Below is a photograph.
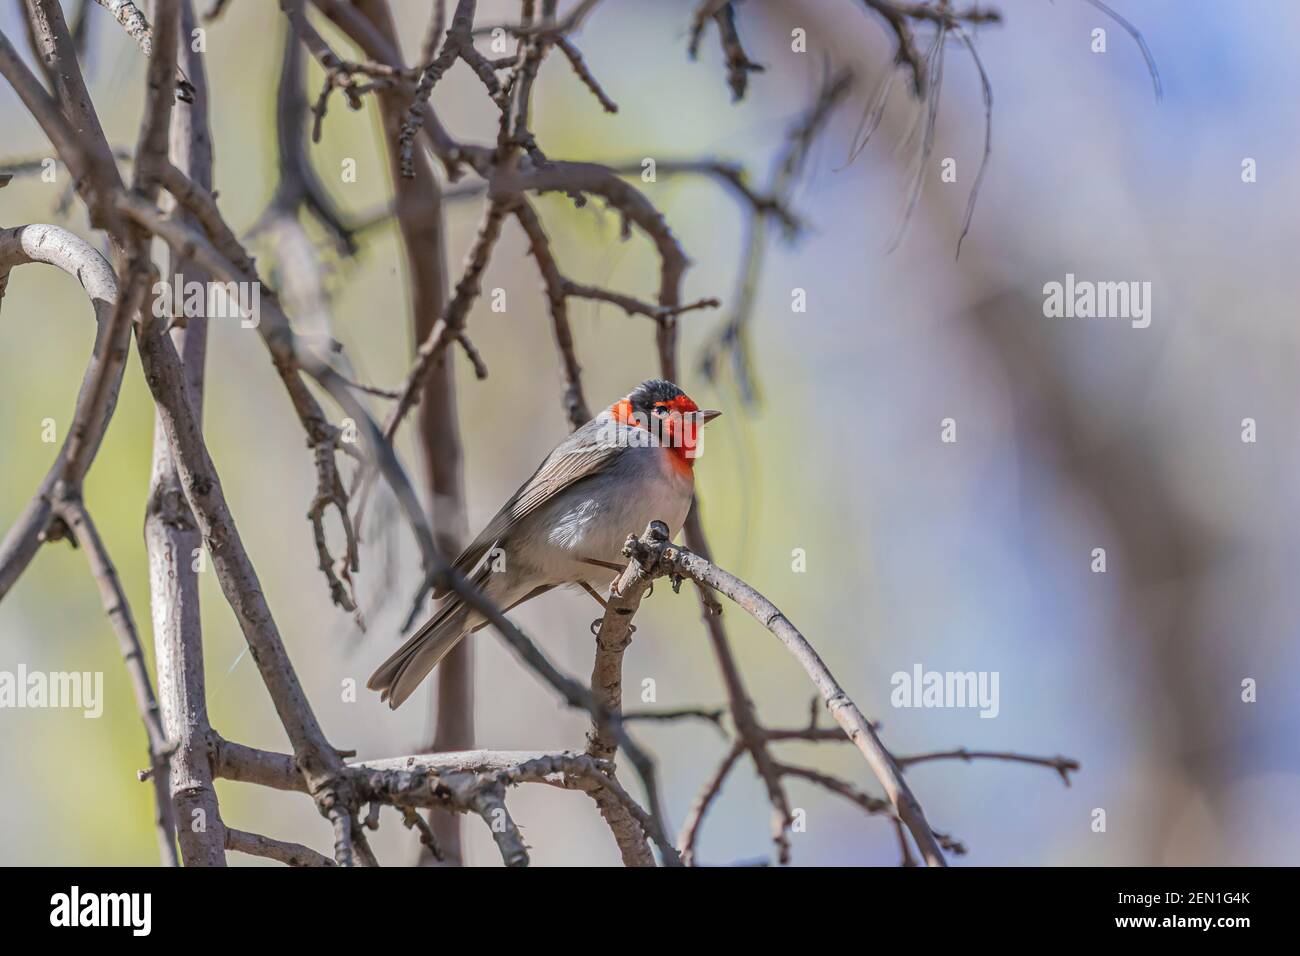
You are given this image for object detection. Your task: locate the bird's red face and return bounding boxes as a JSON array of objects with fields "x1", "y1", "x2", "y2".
[{"x1": 609, "y1": 388, "x2": 721, "y2": 472}]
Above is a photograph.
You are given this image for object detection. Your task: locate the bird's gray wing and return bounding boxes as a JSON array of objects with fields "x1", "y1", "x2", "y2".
[{"x1": 432, "y1": 420, "x2": 627, "y2": 596}]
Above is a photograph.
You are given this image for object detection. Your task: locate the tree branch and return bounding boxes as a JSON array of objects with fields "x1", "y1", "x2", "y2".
[
  {"x1": 55, "y1": 498, "x2": 179, "y2": 865},
  {"x1": 144, "y1": 0, "x2": 227, "y2": 867},
  {"x1": 617, "y1": 523, "x2": 949, "y2": 866},
  {"x1": 224, "y1": 827, "x2": 335, "y2": 867}
]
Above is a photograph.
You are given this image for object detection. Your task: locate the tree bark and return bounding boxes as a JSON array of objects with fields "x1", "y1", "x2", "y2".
[{"x1": 143, "y1": 0, "x2": 226, "y2": 866}]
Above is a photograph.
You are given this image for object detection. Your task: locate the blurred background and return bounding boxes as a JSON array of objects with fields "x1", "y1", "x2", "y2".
[{"x1": 1, "y1": 0, "x2": 1296, "y2": 866}]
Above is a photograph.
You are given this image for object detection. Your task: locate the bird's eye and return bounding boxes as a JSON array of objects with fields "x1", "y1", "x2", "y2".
[{"x1": 650, "y1": 405, "x2": 668, "y2": 417}]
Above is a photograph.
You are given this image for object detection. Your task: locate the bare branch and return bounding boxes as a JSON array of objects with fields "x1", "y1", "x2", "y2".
[
  {"x1": 625, "y1": 706, "x2": 727, "y2": 731},
  {"x1": 678, "y1": 741, "x2": 742, "y2": 864},
  {"x1": 1078, "y1": 0, "x2": 1162, "y2": 100},
  {"x1": 398, "y1": 0, "x2": 503, "y2": 178},
  {"x1": 214, "y1": 740, "x2": 665, "y2": 867},
  {"x1": 512, "y1": 198, "x2": 591, "y2": 429},
  {"x1": 896, "y1": 749, "x2": 1081, "y2": 786},
  {"x1": 147, "y1": 165, "x2": 364, "y2": 612},
  {"x1": 776, "y1": 762, "x2": 891, "y2": 816},
  {"x1": 91, "y1": 0, "x2": 152, "y2": 56},
  {"x1": 225, "y1": 827, "x2": 335, "y2": 867},
  {"x1": 618, "y1": 523, "x2": 949, "y2": 866},
  {"x1": 688, "y1": 1, "x2": 763, "y2": 101},
  {"x1": 859, "y1": 0, "x2": 1000, "y2": 95},
  {"x1": 252, "y1": 21, "x2": 360, "y2": 257},
  {"x1": 55, "y1": 498, "x2": 179, "y2": 865},
  {"x1": 952, "y1": 24, "x2": 991, "y2": 261},
  {"x1": 382, "y1": 195, "x2": 510, "y2": 441},
  {"x1": 491, "y1": 159, "x2": 692, "y2": 378},
  {"x1": 123, "y1": 238, "x2": 361, "y2": 859},
  {"x1": 553, "y1": 35, "x2": 616, "y2": 112},
  {"x1": 680, "y1": 508, "x2": 794, "y2": 864},
  {"x1": 0, "y1": 224, "x2": 121, "y2": 597},
  {"x1": 581, "y1": 520, "x2": 671, "y2": 866}
]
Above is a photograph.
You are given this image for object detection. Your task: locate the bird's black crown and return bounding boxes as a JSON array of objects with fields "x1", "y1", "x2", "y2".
[{"x1": 627, "y1": 379, "x2": 685, "y2": 416}]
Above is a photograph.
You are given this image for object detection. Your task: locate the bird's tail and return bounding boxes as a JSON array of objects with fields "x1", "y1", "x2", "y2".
[{"x1": 367, "y1": 581, "x2": 479, "y2": 709}]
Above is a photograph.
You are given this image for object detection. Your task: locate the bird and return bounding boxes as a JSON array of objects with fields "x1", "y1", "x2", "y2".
[{"x1": 368, "y1": 378, "x2": 721, "y2": 709}]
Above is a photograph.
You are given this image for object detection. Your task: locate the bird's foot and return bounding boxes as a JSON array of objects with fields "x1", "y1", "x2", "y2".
[{"x1": 590, "y1": 617, "x2": 636, "y2": 637}]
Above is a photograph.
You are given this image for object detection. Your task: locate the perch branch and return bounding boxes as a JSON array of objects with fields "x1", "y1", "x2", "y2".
[{"x1": 616, "y1": 522, "x2": 949, "y2": 866}]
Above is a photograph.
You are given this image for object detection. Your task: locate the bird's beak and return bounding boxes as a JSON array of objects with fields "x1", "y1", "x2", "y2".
[{"x1": 700, "y1": 409, "x2": 722, "y2": 424}]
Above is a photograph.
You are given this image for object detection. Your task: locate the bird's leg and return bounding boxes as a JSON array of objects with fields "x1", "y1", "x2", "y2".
[
  {"x1": 579, "y1": 555, "x2": 628, "y2": 599},
  {"x1": 468, "y1": 584, "x2": 554, "y2": 632},
  {"x1": 582, "y1": 581, "x2": 610, "y2": 635},
  {"x1": 579, "y1": 557, "x2": 624, "y2": 572},
  {"x1": 579, "y1": 581, "x2": 608, "y2": 610}
]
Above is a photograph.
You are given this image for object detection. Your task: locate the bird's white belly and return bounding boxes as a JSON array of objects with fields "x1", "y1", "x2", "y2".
[{"x1": 530, "y1": 447, "x2": 693, "y2": 586}]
